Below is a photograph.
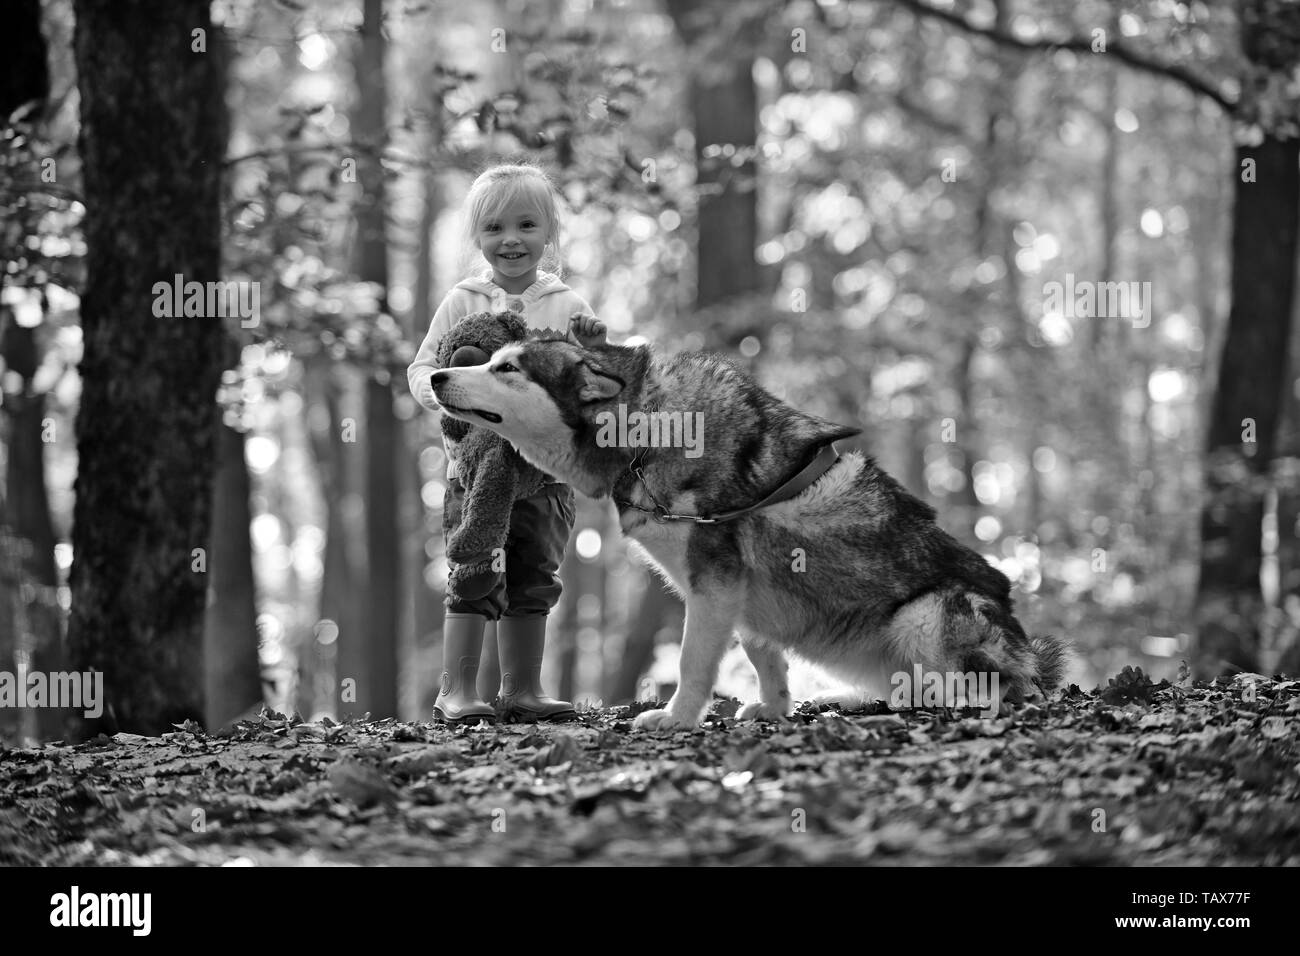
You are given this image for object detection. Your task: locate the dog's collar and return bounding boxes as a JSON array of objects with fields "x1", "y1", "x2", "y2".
[{"x1": 614, "y1": 441, "x2": 841, "y2": 524}]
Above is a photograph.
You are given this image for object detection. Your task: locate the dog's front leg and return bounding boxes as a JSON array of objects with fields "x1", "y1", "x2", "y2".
[
  {"x1": 736, "y1": 635, "x2": 792, "y2": 722},
  {"x1": 634, "y1": 588, "x2": 739, "y2": 730}
]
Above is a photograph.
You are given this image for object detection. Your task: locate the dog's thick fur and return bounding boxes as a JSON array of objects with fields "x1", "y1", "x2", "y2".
[{"x1": 431, "y1": 338, "x2": 1068, "y2": 729}]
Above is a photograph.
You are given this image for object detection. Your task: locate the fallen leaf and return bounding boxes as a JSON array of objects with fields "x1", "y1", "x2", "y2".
[
  {"x1": 385, "y1": 746, "x2": 460, "y2": 778},
  {"x1": 529, "y1": 735, "x2": 581, "y2": 769},
  {"x1": 327, "y1": 760, "x2": 397, "y2": 808},
  {"x1": 1260, "y1": 717, "x2": 1290, "y2": 740}
]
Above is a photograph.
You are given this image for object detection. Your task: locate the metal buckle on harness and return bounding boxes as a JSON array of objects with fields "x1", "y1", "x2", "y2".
[
  {"x1": 631, "y1": 464, "x2": 711, "y2": 523},
  {"x1": 658, "y1": 509, "x2": 716, "y2": 524}
]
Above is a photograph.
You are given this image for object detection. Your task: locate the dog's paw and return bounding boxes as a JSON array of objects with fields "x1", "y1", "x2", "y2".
[
  {"x1": 736, "y1": 701, "x2": 792, "y2": 722},
  {"x1": 807, "y1": 689, "x2": 874, "y2": 711},
  {"x1": 633, "y1": 708, "x2": 695, "y2": 731}
]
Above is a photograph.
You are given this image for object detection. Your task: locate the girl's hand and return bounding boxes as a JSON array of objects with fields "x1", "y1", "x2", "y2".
[{"x1": 569, "y1": 312, "x2": 607, "y2": 347}]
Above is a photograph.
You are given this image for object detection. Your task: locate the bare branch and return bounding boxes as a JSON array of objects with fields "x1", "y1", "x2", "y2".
[
  {"x1": 894, "y1": 89, "x2": 971, "y2": 139},
  {"x1": 887, "y1": 0, "x2": 1235, "y2": 114},
  {"x1": 222, "y1": 141, "x2": 434, "y2": 169}
]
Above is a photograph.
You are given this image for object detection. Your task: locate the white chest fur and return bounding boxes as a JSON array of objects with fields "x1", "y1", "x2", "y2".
[{"x1": 622, "y1": 514, "x2": 693, "y2": 597}]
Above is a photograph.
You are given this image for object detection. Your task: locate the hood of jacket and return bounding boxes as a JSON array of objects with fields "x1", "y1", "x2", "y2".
[{"x1": 452, "y1": 270, "x2": 572, "y2": 299}]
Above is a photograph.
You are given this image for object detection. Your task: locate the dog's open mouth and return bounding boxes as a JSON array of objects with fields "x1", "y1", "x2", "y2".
[{"x1": 440, "y1": 402, "x2": 502, "y2": 425}]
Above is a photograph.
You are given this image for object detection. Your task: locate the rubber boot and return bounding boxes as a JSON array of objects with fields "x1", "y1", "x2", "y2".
[
  {"x1": 497, "y1": 615, "x2": 576, "y2": 722},
  {"x1": 433, "y1": 612, "x2": 496, "y2": 724},
  {"x1": 477, "y1": 619, "x2": 500, "y2": 705}
]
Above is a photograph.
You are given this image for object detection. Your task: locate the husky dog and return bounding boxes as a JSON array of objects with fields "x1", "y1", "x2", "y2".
[{"x1": 431, "y1": 337, "x2": 1068, "y2": 730}]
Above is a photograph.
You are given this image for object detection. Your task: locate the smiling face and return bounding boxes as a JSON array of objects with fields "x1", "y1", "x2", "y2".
[{"x1": 476, "y1": 203, "x2": 550, "y2": 293}]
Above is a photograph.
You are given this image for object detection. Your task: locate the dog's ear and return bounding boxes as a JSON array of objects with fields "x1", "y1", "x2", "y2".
[
  {"x1": 788, "y1": 411, "x2": 861, "y2": 451},
  {"x1": 821, "y1": 423, "x2": 862, "y2": 444},
  {"x1": 577, "y1": 362, "x2": 624, "y2": 402}
]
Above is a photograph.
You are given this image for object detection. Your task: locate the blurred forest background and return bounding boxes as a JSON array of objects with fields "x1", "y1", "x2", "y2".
[{"x1": 3, "y1": 0, "x2": 1300, "y2": 738}]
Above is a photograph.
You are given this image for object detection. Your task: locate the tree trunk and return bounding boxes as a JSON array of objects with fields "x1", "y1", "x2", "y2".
[
  {"x1": 1194, "y1": 137, "x2": 1300, "y2": 675},
  {"x1": 68, "y1": 0, "x2": 226, "y2": 735},
  {"x1": 664, "y1": 0, "x2": 759, "y2": 342},
  {"x1": 202, "y1": 400, "x2": 263, "y2": 730},
  {"x1": 305, "y1": 353, "x2": 368, "y2": 717},
  {"x1": 949, "y1": 0, "x2": 1017, "y2": 540},
  {"x1": 691, "y1": 54, "x2": 759, "y2": 323},
  {"x1": 355, "y1": 0, "x2": 399, "y2": 718},
  {"x1": 201, "y1": 25, "x2": 261, "y2": 731},
  {"x1": 0, "y1": 362, "x2": 63, "y2": 741},
  {"x1": 0, "y1": 0, "x2": 62, "y2": 742},
  {"x1": 951, "y1": 334, "x2": 981, "y2": 534},
  {"x1": 1092, "y1": 9, "x2": 1121, "y2": 356},
  {"x1": 555, "y1": 523, "x2": 581, "y2": 703},
  {"x1": 1086, "y1": 40, "x2": 1125, "y2": 523},
  {"x1": 408, "y1": 141, "x2": 442, "y2": 695},
  {"x1": 610, "y1": 579, "x2": 682, "y2": 704},
  {"x1": 1272, "y1": 203, "x2": 1300, "y2": 675},
  {"x1": 1002, "y1": 222, "x2": 1044, "y2": 535}
]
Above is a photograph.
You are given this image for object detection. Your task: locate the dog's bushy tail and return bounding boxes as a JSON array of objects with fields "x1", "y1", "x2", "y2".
[{"x1": 1031, "y1": 635, "x2": 1069, "y2": 691}]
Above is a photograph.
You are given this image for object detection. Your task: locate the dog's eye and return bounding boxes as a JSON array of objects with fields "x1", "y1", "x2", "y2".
[{"x1": 495, "y1": 362, "x2": 519, "y2": 374}]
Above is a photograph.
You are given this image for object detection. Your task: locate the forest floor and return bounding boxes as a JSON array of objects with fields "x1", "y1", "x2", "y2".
[{"x1": 1, "y1": 670, "x2": 1297, "y2": 866}]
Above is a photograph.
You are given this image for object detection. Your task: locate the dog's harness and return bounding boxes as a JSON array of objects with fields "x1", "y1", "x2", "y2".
[{"x1": 613, "y1": 441, "x2": 841, "y2": 524}]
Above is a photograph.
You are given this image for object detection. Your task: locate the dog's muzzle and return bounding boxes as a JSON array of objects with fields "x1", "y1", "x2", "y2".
[
  {"x1": 440, "y1": 404, "x2": 502, "y2": 424},
  {"x1": 430, "y1": 369, "x2": 503, "y2": 424}
]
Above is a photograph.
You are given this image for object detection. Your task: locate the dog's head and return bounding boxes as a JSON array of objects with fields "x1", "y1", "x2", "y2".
[{"x1": 431, "y1": 336, "x2": 649, "y2": 496}]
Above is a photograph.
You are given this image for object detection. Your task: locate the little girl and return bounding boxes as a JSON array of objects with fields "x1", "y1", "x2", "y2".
[{"x1": 408, "y1": 162, "x2": 606, "y2": 724}]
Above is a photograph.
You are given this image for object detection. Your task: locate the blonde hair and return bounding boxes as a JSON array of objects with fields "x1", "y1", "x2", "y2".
[{"x1": 458, "y1": 162, "x2": 566, "y2": 279}]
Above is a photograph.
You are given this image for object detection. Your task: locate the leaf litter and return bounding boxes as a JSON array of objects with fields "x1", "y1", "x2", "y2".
[{"x1": 1, "y1": 675, "x2": 1297, "y2": 866}]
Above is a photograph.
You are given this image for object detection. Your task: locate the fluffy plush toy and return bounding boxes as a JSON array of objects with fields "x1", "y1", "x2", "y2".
[{"x1": 434, "y1": 311, "x2": 547, "y2": 603}]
